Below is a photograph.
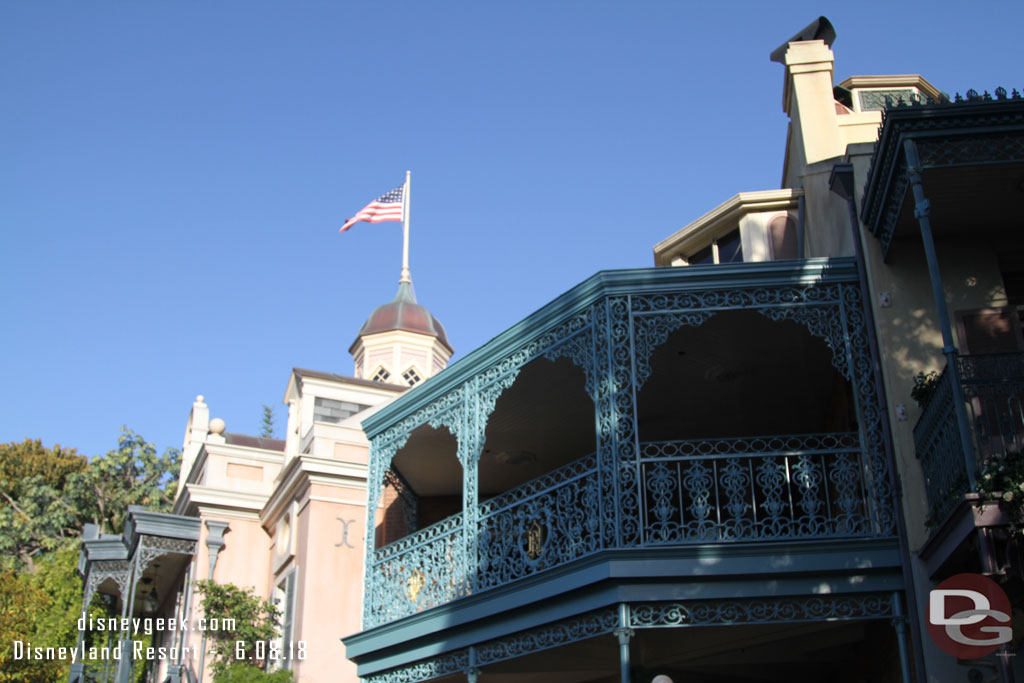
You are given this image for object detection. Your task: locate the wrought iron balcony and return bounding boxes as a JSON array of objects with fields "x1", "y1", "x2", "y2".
[
  {"x1": 914, "y1": 352, "x2": 1024, "y2": 524},
  {"x1": 365, "y1": 431, "x2": 878, "y2": 627},
  {"x1": 357, "y1": 259, "x2": 898, "y2": 632}
]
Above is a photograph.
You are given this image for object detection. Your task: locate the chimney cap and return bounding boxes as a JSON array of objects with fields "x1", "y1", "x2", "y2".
[{"x1": 770, "y1": 16, "x2": 836, "y2": 63}]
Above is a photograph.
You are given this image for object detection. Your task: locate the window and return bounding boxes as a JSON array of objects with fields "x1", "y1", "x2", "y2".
[
  {"x1": 689, "y1": 245, "x2": 714, "y2": 265},
  {"x1": 687, "y1": 229, "x2": 743, "y2": 265},
  {"x1": 956, "y1": 307, "x2": 1024, "y2": 354},
  {"x1": 274, "y1": 571, "x2": 297, "y2": 670},
  {"x1": 401, "y1": 366, "x2": 422, "y2": 386},
  {"x1": 371, "y1": 366, "x2": 391, "y2": 383}
]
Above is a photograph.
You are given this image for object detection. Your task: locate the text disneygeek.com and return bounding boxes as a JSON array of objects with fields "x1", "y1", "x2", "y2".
[{"x1": 76, "y1": 614, "x2": 235, "y2": 634}]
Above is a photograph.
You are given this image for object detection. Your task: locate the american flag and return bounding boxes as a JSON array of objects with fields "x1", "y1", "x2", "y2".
[{"x1": 340, "y1": 184, "x2": 405, "y2": 232}]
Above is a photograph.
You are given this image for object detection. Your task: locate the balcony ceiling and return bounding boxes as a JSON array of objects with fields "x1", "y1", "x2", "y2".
[
  {"x1": 393, "y1": 357, "x2": 594, "y2": 497},
  {"x1": 638, "y1": 310, "x2": 843, "y2": 441},
  {"x1": 892, "y1": 161, "x2": 1024, "y2": 241},
  {"x1": 417, "y1": 620, "x2": 875, "y2": 683},
  {"x1": 391, "y1": 311, "x2": 845, "y2": 499}
]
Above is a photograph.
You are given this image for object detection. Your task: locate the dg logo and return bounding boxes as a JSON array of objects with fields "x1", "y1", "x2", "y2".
[{"x1": 927, "y1": 573, "x2": 1013, "y2": 659}]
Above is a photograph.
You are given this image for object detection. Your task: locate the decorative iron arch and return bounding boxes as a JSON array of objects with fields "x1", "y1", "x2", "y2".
[{"x1": 627, "y1": 282, "x2": 893, "y2": 537}]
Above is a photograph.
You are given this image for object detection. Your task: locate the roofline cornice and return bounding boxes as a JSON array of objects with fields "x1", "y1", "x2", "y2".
[{"x1": 263, "y1": 454, "x2": 370, "y2": 525}]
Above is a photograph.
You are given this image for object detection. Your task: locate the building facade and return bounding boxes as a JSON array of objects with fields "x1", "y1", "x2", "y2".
[
  {"x1": 70, "y1": 16, "x2": 1024, "y2": 683},
  {"x1": 345, "y1": 17, "x2": 1022, "y2": 683},
  {"x1": 71, "y1": 281, "x2": 452, "y2": 683}
]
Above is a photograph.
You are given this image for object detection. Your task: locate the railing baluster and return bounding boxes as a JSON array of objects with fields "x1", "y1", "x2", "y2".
[
  {"x1": 372, "y1": 431, "x2": 878, "y2": 627},
  {"x1": 914, "y1": 352, "x2": 1024, "y2": 527}
]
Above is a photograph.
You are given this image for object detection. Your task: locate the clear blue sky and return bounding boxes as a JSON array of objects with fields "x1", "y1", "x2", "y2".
[{"x1": 2, "y1": 2, "x2": 1021, "y2": 458}]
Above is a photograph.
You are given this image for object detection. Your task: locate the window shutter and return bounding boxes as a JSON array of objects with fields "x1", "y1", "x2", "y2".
[{"x1": 769, "y1": 215, "x2": 798, "y2": 260}]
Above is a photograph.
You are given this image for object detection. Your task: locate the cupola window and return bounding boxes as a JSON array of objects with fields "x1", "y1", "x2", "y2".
[
  {"x1": 372, "y1": 366, "x2": 392, "y2": 383},
  {"x1": 402, "y1": 366, "x2": 422, "y2": 386}
]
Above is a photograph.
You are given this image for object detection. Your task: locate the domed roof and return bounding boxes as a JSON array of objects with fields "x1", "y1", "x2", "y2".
[{"x1": 351, "y1": 281, "x2": 452, "y2": 353}]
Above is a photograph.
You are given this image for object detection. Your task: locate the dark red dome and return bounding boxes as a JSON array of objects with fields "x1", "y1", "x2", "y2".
[{"x1": 351, "y1": 281, "x2": 452, "y2": 353}]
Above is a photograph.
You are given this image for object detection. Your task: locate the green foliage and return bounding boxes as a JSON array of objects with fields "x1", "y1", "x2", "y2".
[
  {"x1": 977, "y1": 451, "x2": 1024, "y2": 536},
  {"x1": 0, "y1": 439, "x2": 85, "y2": 494},
  {"x1": 0, "y1": 440, "x2": 86, "y2": 570},
  {"x1": 214, "y1": 662, "x2": 293, "y2": 683},
  {"x1": 910, "y1": 370, "x2": 939, "y2": 407},
  {"x1": 924, "y1": 452, "x2": 1024, "y2": 533},
  {"x1": 0, "y1": 544, "x2": 87, "y2": 682},
  {"x1": 0, "y1": 429, "x2": 180, "y2": 570},
  {"x1": 22, "y1": 546, "x2": 85, "y2": 657},
  {"x1": 72, "y1": 427, "x2": 181, "y2": 535},
  {"x1": 194, "y1": 581, "x2": 281, "y2": 675},
  {"x1": 0, "y1": 429, "x2": 181, "y2": 681},
  {"x1": 260, "y1": 406, "x2": 275, "y2": 439},
  {"x1": 0, "y1": 567, "x2": 62, "y2": 682}
]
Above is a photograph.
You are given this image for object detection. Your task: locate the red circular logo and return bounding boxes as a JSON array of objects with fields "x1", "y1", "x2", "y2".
[{"x1": 927, "y1": 573, "x2": 1012, "y2": 659}]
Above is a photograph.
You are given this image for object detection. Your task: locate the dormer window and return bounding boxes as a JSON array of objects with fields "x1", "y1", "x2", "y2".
[
  {"x1": 402, "y1": 366, "x2": 422, "y2": 387},
  {"x1": 372, "y1": 366, "x2": 391, "y2": 383},
  {"x1": 687, "y1": 229, "x2": 743, "y2": 265}
]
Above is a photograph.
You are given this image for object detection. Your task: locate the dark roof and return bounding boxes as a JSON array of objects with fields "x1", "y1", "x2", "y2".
[
  {"x1": 349, "y1": 281, "x2": 452, "y2": 354},
  {"x1": 293, "y1": 367, "x2": 408, "y2": 392},
  {"x1": 223, "y1": 433, "x2": 286, "y2": 451}
]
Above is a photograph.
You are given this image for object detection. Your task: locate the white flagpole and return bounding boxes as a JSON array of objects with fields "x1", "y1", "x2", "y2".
[{"x1": 400, "y1": 170, "x2": 412, "y2": 283}]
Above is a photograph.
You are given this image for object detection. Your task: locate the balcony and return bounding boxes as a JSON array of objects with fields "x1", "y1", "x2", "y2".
[
  {"x1": 347, "y1": 259, "x2": 905, "y2": 682},
  {"x1": 366, "y1": 430, "x2": 879, "y2": 625},
  {"x1": 914, "y1": 352, "x2": 1024, "y2": 529}
]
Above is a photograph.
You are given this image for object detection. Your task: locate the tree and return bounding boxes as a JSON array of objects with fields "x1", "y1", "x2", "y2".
[
  {"x1": 0, "y1": 440, "x2": 86, "y2": 570},
  {"x1": 70, "y1": 427, "x2": 181, "y2": 535},
  {"x1": 213, "y1": 663, "x2": 293, "y2": 683},
  {"x1": 0, "y1": 429, "x2": 180, "y2": 570},
  {"x1": 0, "y1": 565, "x2": 62, "y2": 682},
  {"x1": 0, "y1": 430, "x2": 182, "y2": 680},
  {"x1": 0, "y1": 545, "x2": 85, "y2": 683},
  {"x1": 193, "y1": 581, "x2": 290, "y2": 681},
  {"x1": 260, "y1": 406, "x2": 275, "y2": 439}
]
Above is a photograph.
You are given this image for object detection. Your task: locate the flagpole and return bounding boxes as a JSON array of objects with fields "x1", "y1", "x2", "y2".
[{"x1": 400, "y1": 170, "x2": 412, "y2": 283}]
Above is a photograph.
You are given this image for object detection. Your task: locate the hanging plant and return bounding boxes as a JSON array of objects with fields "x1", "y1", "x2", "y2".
[
  {"x1": 911, "y1": 370, "x2": 940, "y2": 407},
  {"x1": 976, "y1": 451, "x2": 1024, "y2": 536}
]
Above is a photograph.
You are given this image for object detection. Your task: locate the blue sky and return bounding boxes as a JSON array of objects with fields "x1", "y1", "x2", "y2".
[{"x1": 2, "y1": 2, "x2": 1022, "y2": 458}]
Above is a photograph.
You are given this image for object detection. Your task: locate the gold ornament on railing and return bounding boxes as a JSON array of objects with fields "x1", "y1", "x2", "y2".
[
  {"x1": 406, "y1": 569, "x2": 425, "y2": 602},
  {"x1": 526, "y1": 520, "x2": 545, "y2": 560}
]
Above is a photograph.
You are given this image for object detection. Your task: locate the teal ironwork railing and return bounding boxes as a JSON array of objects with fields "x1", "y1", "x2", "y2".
[
  {"x1": 638, "y1": 433, "x2": 868, "y2": 543},
  {"x1": 914, "y1": 363, "x2": 966, "y2": 523},
  {"x1": 367, "y1": 512, "x2": 467, "y2": 626},
  {"x1": 359, "y1": 262, "x2": 897, "y2": 630},
  {"x1": 365, "y1": 431, "x2": 877, "y2": 627},
  {"x1": 914, "y1": 352, "x2": 1024, "y2": 524}
]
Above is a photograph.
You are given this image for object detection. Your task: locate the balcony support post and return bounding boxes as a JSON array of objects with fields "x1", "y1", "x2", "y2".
[
  {"x1": 832, "y1": 162, "x2": 930, "y2": 682},
  {"x1": 615, "y1": 603, "x2": 634, "y2": 683},
  {"x1": 461, "y1": 378, "x2": 485, "y2": 596},
  {"x1": 115, "y1": 549, "x2": 140, "y2": 683},
  {"x1": 890, "y1": 592, "x2": 913, "y2": 683},
  {"x1": 903, "y1": 138, "x2": 978, "y2": 487}
]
